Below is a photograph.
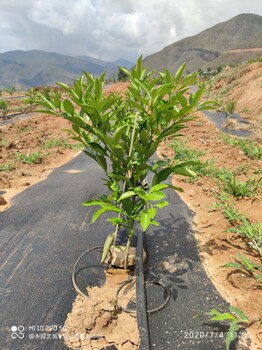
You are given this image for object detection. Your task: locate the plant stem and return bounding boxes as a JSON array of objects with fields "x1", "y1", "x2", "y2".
[{"x1": 124, "y1": 223, "x2": 134, "y2": 269}]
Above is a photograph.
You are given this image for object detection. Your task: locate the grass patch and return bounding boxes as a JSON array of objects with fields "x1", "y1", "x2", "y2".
[
  {"x1": 220, "y1": 134, "x2": 262, "y2": 160},
  {"x1": 170, "y1": 140, "x2": 261, "y2": 198},
  {"x1": 0, "y1": 139, "x2": 8, "y2": 147},
  {"x1": 41, "y1": 138, "x2": 82, "y2": 150},
  {"x1": 16, "y1": 125, "x2": 33, "y2": 133},
  {"x1": 15, "y1": 151, "x2": 45, "y2": 164},
  {"x1": 216, "y1": 171, "x2": 260, "y2": 198},
  {"x1": 170, "y1": 140, "x2": 211, "y2": 181},
  {"x1": 0, "y1": 162, "x2": 16, "y2": 171}
]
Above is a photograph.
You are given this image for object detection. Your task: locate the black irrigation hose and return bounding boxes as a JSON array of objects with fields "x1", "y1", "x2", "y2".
[
  {"x1": 116, "y1": 279, "x2": 171, "y2": 315},
  {"x1": 72, "y1": 241, "x2": 170, "y2": 350},
  {"x1": 136, "y1": 230, "x2": 151, "y2": 350},
  {"x1": 72, "y1": 246, "x2": 107, "y2": 299}
]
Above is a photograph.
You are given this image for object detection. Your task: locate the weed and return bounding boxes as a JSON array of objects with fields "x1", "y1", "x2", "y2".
[
  {"x1": 15, "y1": 151, "x2": 44, "y2": 164},
  {"x1": 0, "y1": 139, "x2": 8, "y2": 147},
  {"x1": 214, "y1": 194, "x2": 242, "y2": 224},
  {"x1": 0, "y1": 99, "x2": 10, "y2": 118},
  {"x1": 211, "y1": 167, "x2": 260, "y2": 198},
  {"x1": 224, "y1": 100, "x2": 236, "y2": 116},
  {"x1": 227, "y1": 217, "x2": 262, "y2": 255},
  {"x1": 242, "y1": 107, "x2": 250, "y2": 114},
  {"x1": 0, "y1": 163, "x2": 16, "y2": 171},
  {"x1": 220, "y1": 134, "x2": 262, "y2": 160},
  {"x1": 16, "y1": 125, "x2": 32, "y2": 133},
  {"x1": 205, "y1": 306, "x2": 249, "y2": 350},
  {"x1": 254, "y1": 168, "x2": 262, "y2": 175},
  {"x1": 170, "y1": 140, "x2": 209, "y2": 181},
  {"x1": 41, "y1": 138, "x2": 82, "y2": 150},
  {"x1": 248, "y1": 57, "x2": 262, "y2": 64},
  {"x1": 221, "y1": 175, "x2": 260, "y2": 198},
  {"x1": 222, "y1": 253, "x2": 262, "y2": 288}
]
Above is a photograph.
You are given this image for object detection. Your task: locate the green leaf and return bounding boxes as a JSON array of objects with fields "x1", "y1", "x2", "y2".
[
  {"x1": 101, "y1": 232, "x2": 115, "y2": 263},
  {"x1": 63, "y1": 99, "x2": 74, "y2": 116},
  {"x1": 121, "y1": 67, "x2": 131, "y2": 79},
  {"x1": 226, "y1": 322, "x2": 239, "y2": 350},
  {"x1": 113, "y1": 125, "x2": 126, "y2": 144},
  {"x1": 96, "y1": 155, "x2": 107, "y2": 172},
  {"x1": 82, "y1": 199, "x2": 108, "y2": 207},
  {"x1": 91, "y1": 205, "x2": 121, "y2": 223},
  {"x1": 35, "y1": 109, "x2": 57, "y2": 115},
  {"x1": 148, "y1": 207, "x2": 157, "y2": 219},
  {"x1": 152, "y1": 168, "x2": 174, "y2": 186},
  {"x1": 95, "y1": 79, "x2": 103, "y2": 98},
  {"x1": 229, "y1": 306, "x2": 249, "y2": 322},
  {"x1": 145, "y1": 141, "x2": 159, "y2": 158},
  {"x1": 147, "y1": 190, "x2": 166, "y2": 201},
  {"x1": 118, "y1": 191, "x2": 136, "y2": 201},
  {"x1": 140, "y1": 128, "x2": 149, "y2": 144},
  {"x1": 56, "y1": 82, "x2": 72, "y2": 93},
  {"x1": 92, "y1": 208, "x2": 107, "y2": 223},
  {"x1": 88, "y1": 142, "x2": 106, "y2": 155},
  {"x1": 150, "y1": 184, "x2": 169, "y2": 192},
  {"x1": 172, "y1": 166, "x2": 197, "y2": 177},
  {"x1": 189, "y1": 86, "x2": 204, "y2": 106},
  {"x1": 175, "y1": 63, "x2": 186, "y2": 81},
  {"x1": 106, "y1": 217, "x2": 125, "y2": 225},
  {"x1": 222, "y1": 263, "x2": 242, "y2": 269},
  {"x1": 209, "y1": 313, "x2": 237, "y2": 322},
  {"x1": 154, "y1": 201, "x2": 169, "y2": 208},
  {"x1": 177, "y1": 93, "x2": 187, "y2": 107},
  {"x1": 140, "y1": 211, "x2": 151, "y2": 231}
]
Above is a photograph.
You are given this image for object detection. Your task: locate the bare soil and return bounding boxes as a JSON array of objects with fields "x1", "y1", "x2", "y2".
[
  {"x1": 0, "y1": 72, "x2": 261, "y2": 349},
  {"x1": 62, "y1": 269, "x2": 138, "y2": 350},
  {"x1": 210, "y1": 61, "x2": 262, "y2": 131},
  {"x1": 0, "y1": 114, "x2": 82, "y2": 210}
]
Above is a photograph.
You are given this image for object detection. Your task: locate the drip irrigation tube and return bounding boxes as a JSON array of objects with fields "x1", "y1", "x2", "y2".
[
  {"x1": 72, "y1": 239, "x2": 170, "y2": 350},
  {"x1": 72, "y1": 246, "x2": 109, "y2": 299},
  {"x1": 136, "y1": 230, "x2": 151, "y2": 350}
]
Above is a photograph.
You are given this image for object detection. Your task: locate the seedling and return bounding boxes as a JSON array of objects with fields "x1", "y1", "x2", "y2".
[
  {"x1": 36, "y1": 57, "x2": 215, "y2": 267},
  {"x1": 205, "y1": 306, "x2": 249, "y2": 350},
  {"x1": 222, "y1": 253, "x2": 262, "y2": 288},
  {"x1": 226, "y1": 217, "x2": 262, "y2": 255}
]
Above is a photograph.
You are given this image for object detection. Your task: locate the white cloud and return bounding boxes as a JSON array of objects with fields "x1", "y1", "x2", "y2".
[{"x1": 0, "y1": 0, "x2": 261, "y2": 61}]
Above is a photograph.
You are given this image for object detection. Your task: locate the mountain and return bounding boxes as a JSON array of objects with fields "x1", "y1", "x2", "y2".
[
  {"x1": 0, "y1": 50, "x2": 134, "y2": 89},
  {"x1": 112, "y1": 59, "x2": 134, "y2": 69},
  {"x1": 143, "y1": 14, "x2": 262, "y2": 73}
]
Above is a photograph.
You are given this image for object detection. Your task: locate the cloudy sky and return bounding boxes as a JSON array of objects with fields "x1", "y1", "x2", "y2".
[{"x1": 0, "y1": 0, "x2": 261, "y2": 62}]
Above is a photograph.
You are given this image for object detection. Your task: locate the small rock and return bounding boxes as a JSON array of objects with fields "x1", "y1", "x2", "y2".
[
  {"x1": 0, "y1": 195, "x2": 7, "y2": 205},
  {"x1": 188, "y1": 190, "x2": 195, "y2": 197},
  {"x1": 22, "y1": 182, "x2": 30, "y2": 186}
]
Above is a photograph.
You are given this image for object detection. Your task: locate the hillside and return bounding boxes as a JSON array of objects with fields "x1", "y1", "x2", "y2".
[
  {"x1": 0, "y1": 50, "x2": 133, "y2": 89},
  {"x1": 208, "y1": 60, "x2": 262, "y2": 129},
  {"x1": 143, "y1": 13, "x2": 262, "y2": 73}
]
